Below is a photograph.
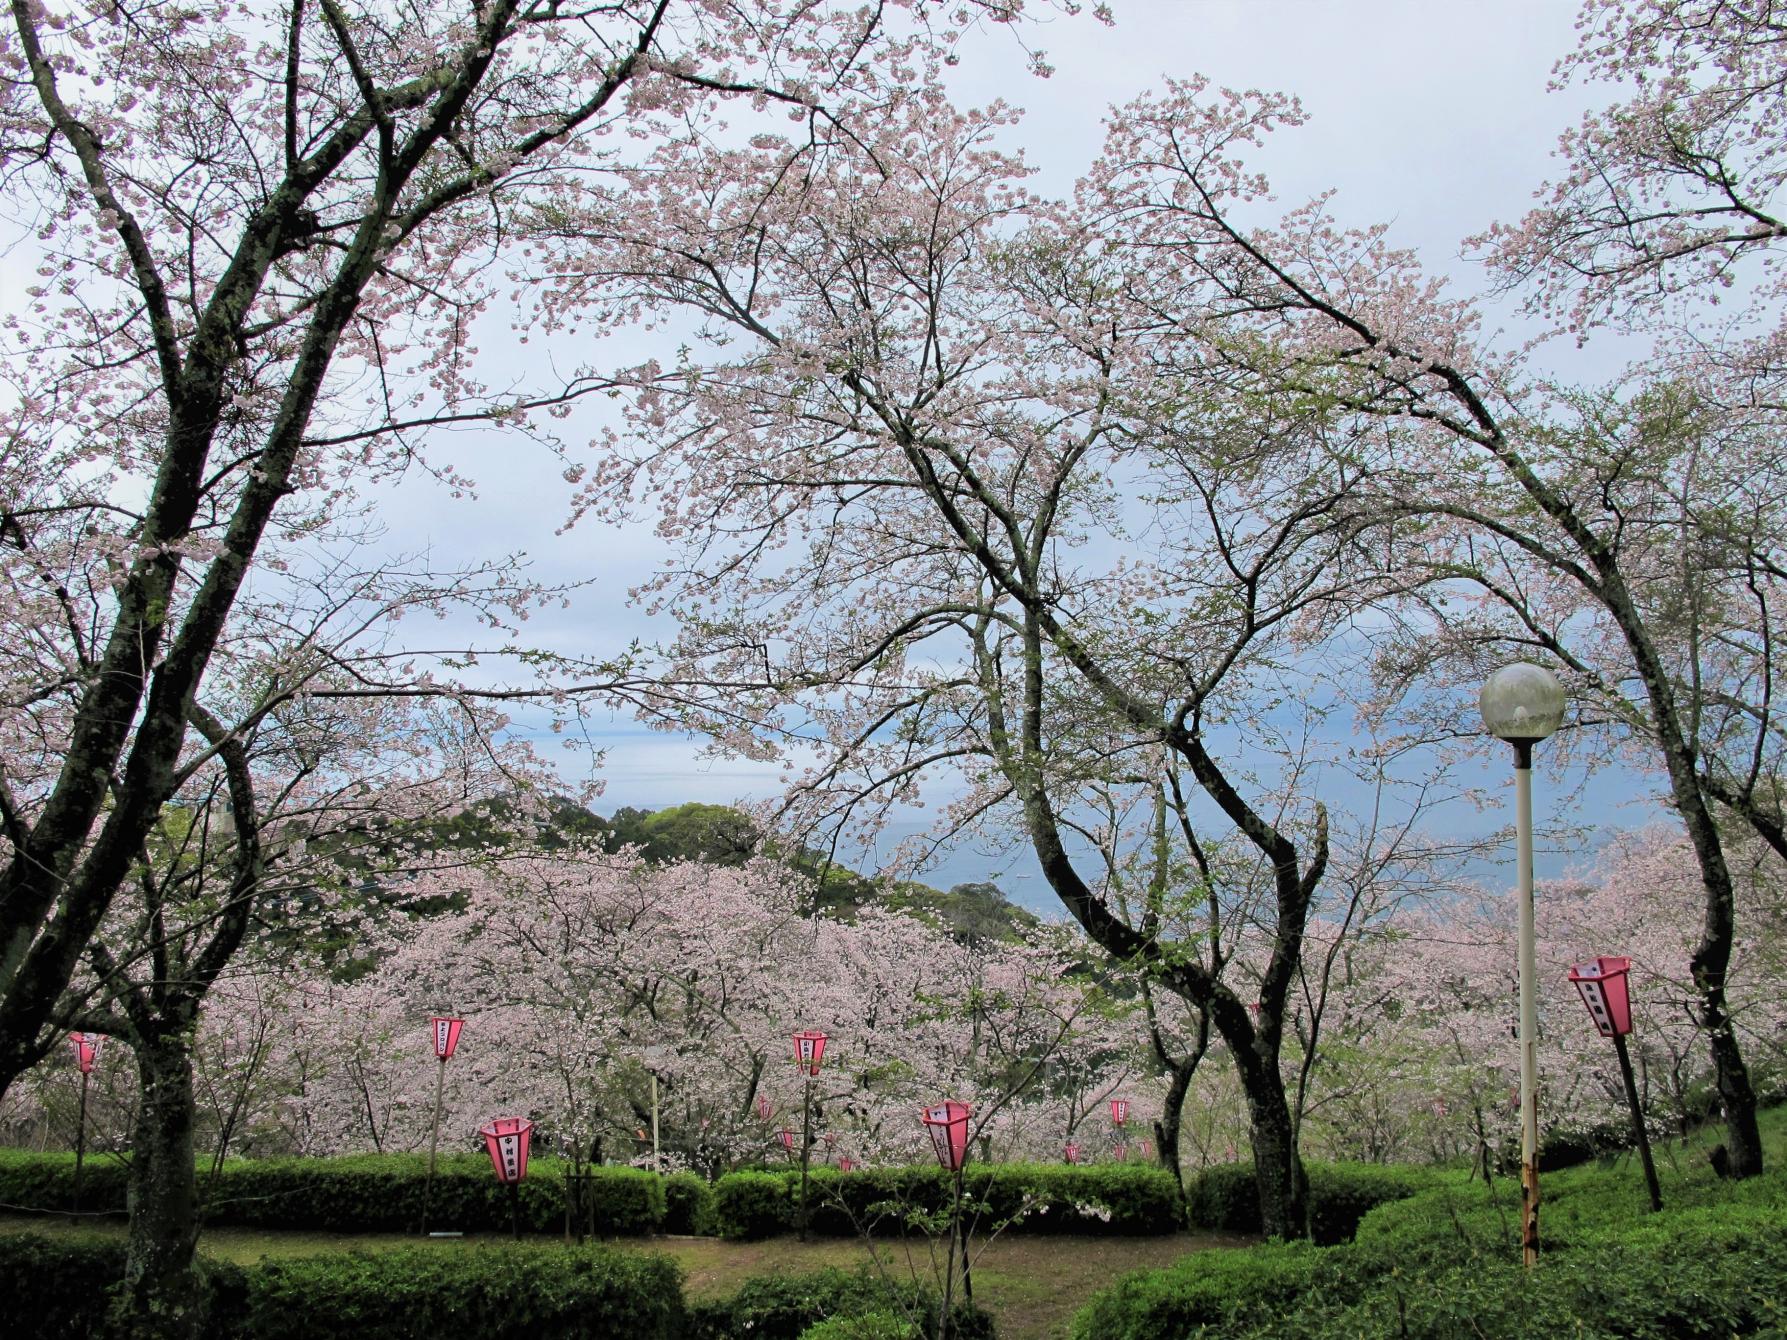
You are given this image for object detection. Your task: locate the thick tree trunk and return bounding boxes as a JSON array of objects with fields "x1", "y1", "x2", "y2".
[
  {"x1": 113, "y1": 1034, "x2": 205, "y2": 1340},
  {"x1": 1237, "y1": 1053, "x2": 1308, "y2": 1240},
  {"x1": 1152, "y1": 1059, "x2": 1196, "y2": 1195}
]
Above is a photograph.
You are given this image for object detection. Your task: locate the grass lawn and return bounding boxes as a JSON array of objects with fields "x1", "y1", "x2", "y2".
[{"x1": 0, "y1": 1211, "x2": 1246, "y2": 1340}]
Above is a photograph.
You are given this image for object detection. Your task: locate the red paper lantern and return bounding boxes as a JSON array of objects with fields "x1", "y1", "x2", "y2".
[
  {"x1": 1567, "y1": 956, "x2": 1634, "y2": 1037},
  {"x1": 1138, "y1": 1138, "x2": 1152, "y2": 1157},
  {"x1": 479, "y1": 1116, "x2": 534, "y2": 1184},
  {"x1": 838, "y1": 1156, "x2": 855, "y2": 1173},
  {"x1": 1063, "y1": 1141, "x2": 1081, "y2": 1165},
  {"x1": 431, "y1": 1015, "x2": 464, "y2": 1060},
  {"x1": 69, "y1": 1032, "x2": 98, "y2": 1075},
  {"x1": 792, "y1": 1029, "x2": 828, "y2": 1077},
  {"x1": 780, "y1": 1127, "x2": 795, "y2": 1151},
  {"x1": 1109, "y1": 1098, "x2": 1129, "y2": 1126},
  {"x1": 757, "y1": 1094, "x2": 773, "y2": 1121},
  {"x1": 1115, "y1": 1142, "x2": 1128, "y2": 1161},
  {"x1": 921, "y1": 1100, "x2": 971, "y2": 1172}
]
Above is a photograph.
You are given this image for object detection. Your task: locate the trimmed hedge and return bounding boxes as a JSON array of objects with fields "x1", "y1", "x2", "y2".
[
  {"x1": 1068, "y1": 1241, "x2": 1322, "y2": 1340},
  {"x1": 0, "y1": 1149, "x2": 665, "y2": 1237},
  {"x1": 1185, "y1": 1159, "x2": 1435, "y2": 1243},
  {"x1": 664, "y1": 1169, "x2": 717, "y2": 1234},
  {"x1": 713, "y1": 1162, "x2": 1184, "y2": 1240},
  {"x1": 0, "y1": 1232, "x2": 684, "y2": 1339},
  {"x1": 688, "y1": 1266, "x2": 994, "y2": 1340},
  {"x1": 1074, "y1": 1130, "x2": 1787, "y2": 1340},
  {"x1": 241, "y1": 1242, "x2": 685, "y2": 1340}
]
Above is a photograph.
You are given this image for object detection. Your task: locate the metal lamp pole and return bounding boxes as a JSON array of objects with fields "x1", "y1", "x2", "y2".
[{"x1": 1480, "y1": 662, "x2": 1566, "y2": 1269}]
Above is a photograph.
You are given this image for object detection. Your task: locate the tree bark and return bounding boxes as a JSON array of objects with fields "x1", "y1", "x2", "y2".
[
  {"x1": 113, "y1": 1033, "x2": 205, "y2": 1340},
  {"x1": 1232, "y1": 1032, "x2": 1308, "y2": 1239}
]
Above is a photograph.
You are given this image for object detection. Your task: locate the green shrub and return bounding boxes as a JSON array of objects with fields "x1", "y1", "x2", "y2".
[
  {"x1": 688, "y1": 1267, "x2": 992, "y2": 1340},
  {"x1": 0, "y1": 1230, "x2": 248, "y2": 1338},
  {"x1": 1255, "y1": 1215, "x2": 1787, "y2": 1340},
  {"x1": 1080, "y1": 1150, "x2": 1787, "y2": 1340},
  {"x1": 0, "y1": 1148, "x2": 130, "y2": 1217},
  {"x1": 238, "y1": 1242, "x2": 685, "y2": 1340},
  {"x1": 1068, "y1": 1241, "x2": 1321, "y2": 1340},
  {"x1": 711, "y1": 1169, "x2": 794, "y2": 1240},
  {"x1": 0, "y1": 1150, "x2": 667, "y2": 1237},
  {"x1": 798, "y1": 1311, "x2": 922, "y2": 1340},
  {"x1": 663, "y1": 1170, "x2": 716, "y2": 1234},
  {"x1": 1186, "y1": 1160, "x2": 1434, "y2": 1243},
  {"x1": 718, "y1": 1162, "x2": 1183, "y2": 1239}
]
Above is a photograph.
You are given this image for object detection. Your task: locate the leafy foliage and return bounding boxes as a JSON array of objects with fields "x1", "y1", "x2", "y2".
[
  {"x1": 687, "y1": 1267, "x2": 994, "y2": 1340},
  {"x1": 1077, "y1": 1113, "x2": 1787, "y2": 1338},
  {"x1": 711, "y1": 1163, "x2": 1184, "y2": 1240},
  {"x1": 0, "y1": 1234, "x2": 681, "y2": 1340},
  {"x1": 1185, "y1": 1160, "x2": 1437, "y2": 1243},
  {"x1": 0, "y1": 1150, "x2": 665, "y2": 1236}
]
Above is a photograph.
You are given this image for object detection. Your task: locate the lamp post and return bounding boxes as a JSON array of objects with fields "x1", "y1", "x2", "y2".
[
  {"x1": 422, "y1": 1015, "x2": 463, "y2": 1234},
  {"x1": 480, "y1": 1116, "x2": 535, "y2": 1238},
  {"x1": 922, "y1": 1101, "x2": 972, "y2": 1340},
  {"x1": 69, "y1": 1032, "x2": 98, "y2": 1212},
  {"x1": 1479, "y1": 661, "x2": 1566, "y2": 1268},
  {"x1": 792, "y1": 1029, "x2": 827, "y2": 1242},
  {"x1": 1568, "y1": 955, "x2": 1663, "y2": 1212}
]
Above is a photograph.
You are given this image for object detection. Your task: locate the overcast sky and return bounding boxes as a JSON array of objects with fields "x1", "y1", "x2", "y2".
[
  {"x1": 3, "y1": 1, "x2": 1642, "y2": 903},
  {"x1": 362, "y1": 0, "x2": 1653, "y2": 903}
]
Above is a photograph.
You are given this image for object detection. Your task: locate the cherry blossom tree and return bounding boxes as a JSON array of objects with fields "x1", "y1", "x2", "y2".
[
  {"x1": 522, "y1": 77, "x2": 1515, "y2": 1234},
  {"x1": 278, "y1": 848, "x2": 1141, "y2": 1170},
  {"x1": 0, "y1": 0, "x2": 1069, "y2": 1111},
  {"x1": 1070, "y1": 28, "x2": 1786, "y2": 1175}
]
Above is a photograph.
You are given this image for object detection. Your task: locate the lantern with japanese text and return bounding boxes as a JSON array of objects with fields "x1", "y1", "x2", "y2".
[
  {"x1": 1567, "y1": 957, "x2": 1632, "y2": 1038},
  {"x1": 923, "y1": 1100, "x2": 975, "y2": 1328},
  {"x1": 479, "y1": 1116, "x2": 534, "y2": 1238},
  {"x1": 69, "y1": 1032, "x2": 98, "y2": 1074},
  {"x1": 68, "y1": 1032, "x2": 98, "y2": 1210},
  {"x1": 757, "y1": 1095, "x2": 773, "y2": 1121},
  {"x1": 1567, "y1": 956, "x2": 1661, "y2": 1212},
  {"x1": 481, "y1": 1116, "x2": 534, "y2": 1184},
  {"x1": 792, "y1": 1029, "x2": 828, "y2": 1076},
  {"x1": 431, "y1": 1015, "x2": 464, "y2": 1060},
  {"x1": 790, "y1": 1029, "x2": 828, "y2": 1241},
  {"x1": 1109, "y1": 1098, "x2": 1129, "y2": 1127},
  {"x1": 780, "y1": 1127, "x2": 796, "y2": 1152},
  {"x1": 421, "y1": 1015, "x2": 465, "y2": 1233},
  {"x1": 922, "y1": 1101, "x2": 972, "y2": 1173},
  {"x1": 1063, "y1": 1141, "x2": 1081, "y2": 1165}
]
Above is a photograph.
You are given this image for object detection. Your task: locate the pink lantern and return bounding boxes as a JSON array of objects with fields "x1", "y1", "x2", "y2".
[
  {"x1": 69, "y1": 1032, "x2": 99, "y2": 1075},
  {"x1": 793, "y1": 1029, "x2": 828, "y2": 1077},
  {"x1": 1115, "y1": 1142, "x2": 1128, "y2": 1161},
  {"x1": 1567, "y1": 956, "x2": 1634, "y2": 1037},
  {"x1": 839, "y1": 1156, "x2": 856, "y2": 1173},
  {"x1": 479, "y1": 1117, "x2": 533, "y2": 1184},
  {"x1": 921, "y1": 1101, "x2": 971, "y2": 1173},
  {"x1": 780, "y1": 1127, "x2": 796, "y2": 1152},
  {"x1": 1109, "y1": 1098, "x2": 1129, "y2": 1126},
  {"x1": 431, "y1": 1015, "x2": 464, "y2": 1060},
  {"x1": 757, "y1": 1095, "x2": 774, "y2": 1121},
  {"x1": 1138, "y1": 1138, "x2": 1152, "y2": 1157},
  {"x1": 1064, "y1": 1141, "x2": 1081, "y2": 1165}
]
